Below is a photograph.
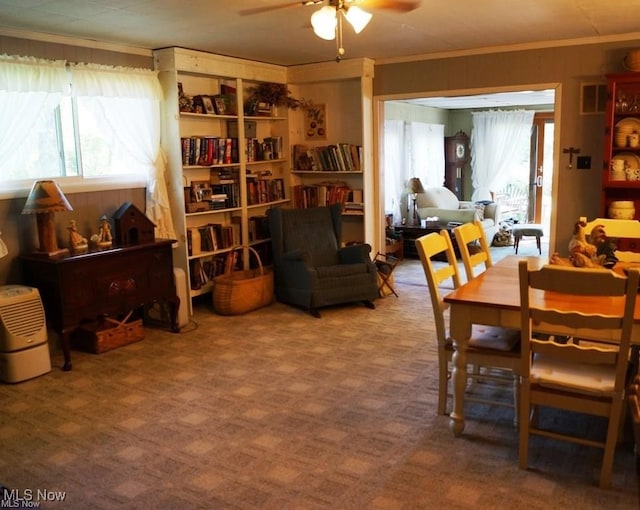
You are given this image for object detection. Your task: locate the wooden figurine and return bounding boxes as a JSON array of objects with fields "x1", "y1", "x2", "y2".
[
  {"x1": 67, "y1": 220, "x2": 88, "y2": 253},
  {"x1": 97, "y1": 215, "x2": 113, "y2": 248}
]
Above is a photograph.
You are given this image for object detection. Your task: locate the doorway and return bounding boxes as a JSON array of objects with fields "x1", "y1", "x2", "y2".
[{"x1": 379, "y1": 88, "x2": 556, "y2": 249}]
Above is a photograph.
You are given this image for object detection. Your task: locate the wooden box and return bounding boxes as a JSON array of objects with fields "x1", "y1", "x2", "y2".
[{"x1": 70, "y1": 314, "x2": 144, "y2": 354}]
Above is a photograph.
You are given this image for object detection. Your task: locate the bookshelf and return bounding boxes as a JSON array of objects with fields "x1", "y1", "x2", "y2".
[
  {"x1": 287, "y1": 58, "x2": 375, "y2": 246},
  {"x1": 154, "y1": 47, "x2": 290, "y2": 314}
]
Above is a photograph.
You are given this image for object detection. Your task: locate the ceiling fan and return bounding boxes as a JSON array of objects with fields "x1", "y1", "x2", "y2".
[{"x1": 240, "y1": 1, "x2": 420, "y2": 61}]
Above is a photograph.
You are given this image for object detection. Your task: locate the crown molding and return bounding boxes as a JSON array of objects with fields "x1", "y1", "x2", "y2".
[
  {"x1": 0, "y1": 27, "x2": 152, "y2": 57},
  {"x1": 374, "y1": 32, "x2": 640, "y2": 66}
]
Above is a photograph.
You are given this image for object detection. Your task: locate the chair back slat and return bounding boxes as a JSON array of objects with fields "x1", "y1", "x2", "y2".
[
  {"x1": 531, "y1": 338, "x2": 619, "y2": 365},
  {"x1": 454, "y1": 220, "x2": 492, "y2": 281},
  {"x1": 528, "y1": 264, "x2": 629, "y2": 296}
]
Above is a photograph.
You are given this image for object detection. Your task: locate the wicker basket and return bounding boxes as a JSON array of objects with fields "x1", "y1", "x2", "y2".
[
  {"x1": 70, "y1": 311, "x2": 144, "y2": 354},
  {"x1": 213, "y1": 246, "x2": 274, "y2": 315}
]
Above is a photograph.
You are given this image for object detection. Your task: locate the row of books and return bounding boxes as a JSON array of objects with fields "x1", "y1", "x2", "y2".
[
  {"x1": 292, "y1": 182, "x2": 352, "y2": 209},
  {"x1": 187, "y1": 223, "x2": 240, "y2": 256},
  {"x1": 186, "y1": 180, "x2": 285, "y2": 213},
  {"x1": 188, "y1": 243, "x2": 273, "y2": 290},
  {"x1": 247, "y1": 177, "x2": 286, "y2": 205},
  {"x1": 247, "y1": 136, "x2": 284, "y2": 162},
  {"x1": 181, "y1": 136, "x2": 239, "y2": 166},
  {"x1": 189, "y1": 256, "x2": 228, "y2": 290},
  {"x1": 292, "y1": 143, "x2": 362, "y2": 172},
  {"x1": 211, "y1": 183, "x2": 241, "y2": 208}
]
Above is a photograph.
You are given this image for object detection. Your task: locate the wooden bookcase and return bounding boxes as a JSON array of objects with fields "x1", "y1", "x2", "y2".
[
  {"x1": 287, "y1": 59, "x2": 375, "y2": 246},
  {"x1": 154, "y1": 48, "x2": 290, "y2": 314}
]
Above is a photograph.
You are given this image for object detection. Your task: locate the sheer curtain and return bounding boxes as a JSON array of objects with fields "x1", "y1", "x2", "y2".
[
  {"x1": 0, "y1": 55, "x2": 68, "y2": 178},
  {"x1": 71, "y1": 63, "x2": 176, "y2": 240},
  {"x1": 470, "y1": 109, "x2": 534, "y2": 201},
  {"x1": 407, "y1": 122, "x2": 445, "y2": 187},
  {"x1": 384, "y1": 120, "x2": 405, "y2": 221},
  {"x1": 384, "y1": 120, "x2": 444, "y2": 223}
]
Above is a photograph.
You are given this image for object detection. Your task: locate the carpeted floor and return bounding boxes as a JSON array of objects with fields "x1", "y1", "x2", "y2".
[{"x1": 0, "y1": 238, "x2": 638, "y2": 509}]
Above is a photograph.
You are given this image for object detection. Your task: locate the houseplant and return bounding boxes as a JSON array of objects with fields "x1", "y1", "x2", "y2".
[{"x1": 245, "y1": 82, "x2": 302, "y2": 115}]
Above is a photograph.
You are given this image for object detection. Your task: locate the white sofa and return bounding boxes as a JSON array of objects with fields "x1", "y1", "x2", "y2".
[{"x1": 415, "y1": 186, "x2": 500, "y2": 241}]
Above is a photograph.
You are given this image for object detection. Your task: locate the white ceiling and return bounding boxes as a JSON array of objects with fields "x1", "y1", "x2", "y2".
[{"x1": 0, "y1": 0, "x2": 639, "y2": 68}]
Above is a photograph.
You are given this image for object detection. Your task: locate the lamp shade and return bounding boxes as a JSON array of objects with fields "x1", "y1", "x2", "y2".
[
  {"x1": 344, "y1": 6, "x2": 372, "y2": 34},
  {"x1": 311, "y1": 5, "x2": 337, "y2": 41},
  {"x1": 21, "y1": 180, "x2": 73, "y2": 215},
  {"x1": 408, "y1": 177, "x2": 425, "y2": 194}
]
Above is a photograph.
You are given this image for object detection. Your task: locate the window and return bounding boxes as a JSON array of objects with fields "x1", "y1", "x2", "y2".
[
  {"x1": 0, "y1": 54, "x2": 175, "y2": 239},
  {"x1": 0, "y1": 55, "x2": 161, "y2": 190}
]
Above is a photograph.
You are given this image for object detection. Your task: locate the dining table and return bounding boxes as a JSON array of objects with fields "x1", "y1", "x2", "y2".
[{"x1": 443, "y1": 254, "x2": 640, "y2": 437}]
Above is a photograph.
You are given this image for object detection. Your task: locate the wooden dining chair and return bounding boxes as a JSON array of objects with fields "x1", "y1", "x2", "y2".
[
  {"x1": 518, "y1": 259, "x2": 639, "y2": 489},
  {"x1": 415, "y1": 230, "x2": 521, "y2": 418},
  {"x1": 453, "y1": 220, "x2": 493, "y2": 281}
]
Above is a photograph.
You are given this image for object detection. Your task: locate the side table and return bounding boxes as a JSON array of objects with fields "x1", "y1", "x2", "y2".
[
  {"x1": 394, "y1": 222, "x2": 461, "y2": 259},
  {"x1": 21, "y1": 240, "x2": 179, "y2": 371}
]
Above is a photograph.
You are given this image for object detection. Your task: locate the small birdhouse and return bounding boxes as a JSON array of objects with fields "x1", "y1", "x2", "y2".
[{"x1": 113, "y1": 202, "x2": 155, "y2": 246}]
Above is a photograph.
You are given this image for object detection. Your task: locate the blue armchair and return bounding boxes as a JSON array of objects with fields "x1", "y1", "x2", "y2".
[{"x1": 267, "y1": 204, "x2": 378, "y2": 317}]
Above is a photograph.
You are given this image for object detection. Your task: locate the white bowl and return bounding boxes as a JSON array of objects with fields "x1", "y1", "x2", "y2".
[{"x1": 608, "y1": 201, "x2": 636, "y2": 219}]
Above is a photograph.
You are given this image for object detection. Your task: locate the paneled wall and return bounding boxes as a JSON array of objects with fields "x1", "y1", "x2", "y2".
[{"x1": 374, "y1": 40, "x2": 636, "y2": 253}]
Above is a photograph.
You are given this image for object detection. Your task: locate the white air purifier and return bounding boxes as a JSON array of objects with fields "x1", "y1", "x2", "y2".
[{"x1": 0, "y1": 285, "x2": 51, "y2": 383}]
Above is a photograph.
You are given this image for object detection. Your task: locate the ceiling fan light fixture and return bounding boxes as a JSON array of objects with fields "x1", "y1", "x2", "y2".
[
  {"x1": 344, "y1": 6, "x2": 372, "y2": 34},
  {"x1": 311, "y1": 5, "x2": 337, "y2": 41}
]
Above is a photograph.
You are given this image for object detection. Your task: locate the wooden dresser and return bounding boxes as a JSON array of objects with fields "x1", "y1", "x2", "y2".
[{"x1": 21, "y1": 240, "x2": 179, "y2": 371}]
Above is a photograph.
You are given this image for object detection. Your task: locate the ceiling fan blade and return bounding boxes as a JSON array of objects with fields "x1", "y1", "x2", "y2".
[
  {"x1": 239, "y1": 1, "x2": 322, "y2": 16},
  {"x1": 351, "y1": 0, "x2": 420, "y2": 12}
]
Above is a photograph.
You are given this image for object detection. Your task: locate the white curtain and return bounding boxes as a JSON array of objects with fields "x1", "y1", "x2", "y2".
[
  {"x1": 70, "y1": 63, "x2": 175, "y2": 240},
  {"x1": 0, "y1": 55, "x2": 68, "y2": 176},
  {"x1": 384, "y1": 120, "x2": 405, "y2": 221},
  {"x1": 407, "y1": 122, "x2": 445, "y2": 188},
  {"x1": 470, "y1": 109, "x2": 534, "y2": 201},
  {"x1": 384, "y1": 120, "x2": 444, "y2": 222}
]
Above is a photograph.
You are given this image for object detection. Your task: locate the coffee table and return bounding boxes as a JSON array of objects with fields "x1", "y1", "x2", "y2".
[{"x1": 394, "y1": 221, "x2": 462, "y2": 259}]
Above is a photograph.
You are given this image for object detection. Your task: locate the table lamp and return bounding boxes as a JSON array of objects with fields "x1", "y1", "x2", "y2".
[
  {"x1": 407, "y1": 177, "x2": 425, "y2": 226},
  {"x1": 21, "y1": 180, "x2": 73, "y2": 257}
]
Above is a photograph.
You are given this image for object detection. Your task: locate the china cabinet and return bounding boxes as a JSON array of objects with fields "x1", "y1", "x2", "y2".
[{"x1": 602, "y1": 73, "x2": 640, "y2": 223}]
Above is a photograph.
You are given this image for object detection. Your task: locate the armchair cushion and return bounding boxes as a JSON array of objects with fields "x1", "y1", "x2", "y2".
[
  {"x1": 283, "y1": 212, "x2": 339, "y2": 267},
  {"x1": 418, "y1": 186, "x2": 460, "y2": 209}
]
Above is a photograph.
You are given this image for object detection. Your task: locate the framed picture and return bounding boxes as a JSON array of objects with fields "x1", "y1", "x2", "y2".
[
  {"x1": 201, "y1": 95, "x2": 215, "y2": 114},
  {"x1": 213, "y1": 95, "x2": 227, "y2": 115},
  {"x1": 304, "y1": 103, "x2": 327, "y2": 140}
]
